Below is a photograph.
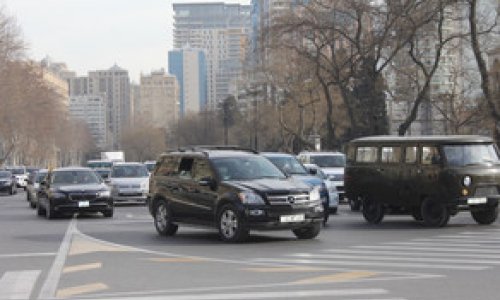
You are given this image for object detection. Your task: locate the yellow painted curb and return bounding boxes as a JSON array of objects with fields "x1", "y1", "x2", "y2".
[
  {"x1": 294, "y1": 271, "x2": 378, "y2": 284},
  {"x1": 63, "y1": 262, "x2": 102, "y2": 274}
]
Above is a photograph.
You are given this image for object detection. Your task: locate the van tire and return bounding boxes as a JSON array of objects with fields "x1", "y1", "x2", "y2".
[
  {"x1": 293, "y1": 223, "x2": 321, "y2": 239},
  {"x1": 362, "y1": 196, "x2": 384, "y2": 224},
  {"x1": 471, "y1": 207, "x2": 498, "y2": 225},
  {"x1": 421, "y1": 198, "x2": 449, "y2": 227}
]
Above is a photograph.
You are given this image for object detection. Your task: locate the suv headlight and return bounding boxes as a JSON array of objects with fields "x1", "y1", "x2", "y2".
[
  {"x1": 238, "y1": 191, "x2": 265, "y2": 205},
  {"x1": 97, "y1": 190, "x2": 111, "y2": 198},
  {"x1": 309, "y1": 186, "x2": 321, "y2": 202},
  {"x1": 463, "y1": 176, "x2": 471, "y2": 187}
]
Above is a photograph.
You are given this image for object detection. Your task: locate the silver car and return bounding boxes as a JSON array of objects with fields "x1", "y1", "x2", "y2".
[{"x1": 108, "y1": 163, "x2": 149, "y2": 204}]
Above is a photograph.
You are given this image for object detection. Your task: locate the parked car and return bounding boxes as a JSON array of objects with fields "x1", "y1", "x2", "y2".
[
  {"x1": 26, "y1": 169, "x2": 48, "y2": 208},
  {"x1": 37, "y1": 167, "x2": 113, "y2": 219},
  {"x1": 94, "y1": 168, "x2": 111, "y2": 180},
  {"x1": 144, "y1": 161, "x2": 156, "y2": 173},
  {"x1": 262, "y1": 152, "x2": 336, "y2": 216},
  {"x1": 108, "y1": 162, "x2": 149, "y2": 204},
  {"x1": 0, "y1": 170, "x2": 16, "y2": 195},
  {"x1": 148, "y1": 146, "x2": 323, "y2": 242},
  {"x1": 7, "y1": 166, "x2": 29, "y2": 189},
  {"x1": 345, "y1": 135, "x2": 500, "y2": 227},
  {"x1": 303, "y1": 163, "x2": 340, "y2": 214},
  {"x1": 297, "y1": 151, "x2": 346, "y2": 205}
]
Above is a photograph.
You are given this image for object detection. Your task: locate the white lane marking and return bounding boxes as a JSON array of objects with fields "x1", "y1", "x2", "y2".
[
  {"x1": 79, "y1": 288, "x2": 390, "y2": 300},
  {"x1": 412, "y1": 238, "x2": 500, "y2": 244},
  {"x1": 253, "y1": 258, "x2": 488, "y2": 270},
  {"x1": 290, "y1": 253, "x2": 500, "y2": 265},
  {"x1": 38, "y1": 218, "x2": 77, "y2": 300},
  {"x1": 324, "y1": 249, "x2": 500, "y2": 259},
  {"x1": 126, "y1": 213, "x2": 134, "y2": 218},
  {"x1": 0, "y1": 253, "x2": 56, "y2": 259},
  {"x1": 356, "y1": 245, "x2": 500, "y2": 254},
  {"x1": 384, "y1": 242, "x2": 500, "y2": 249},
  {"x1": 0, "y1": 270, "x2": 41, "y2": 299},
  {"x1": 439, "y1": 234, "x2": 500, "y2": 239}
]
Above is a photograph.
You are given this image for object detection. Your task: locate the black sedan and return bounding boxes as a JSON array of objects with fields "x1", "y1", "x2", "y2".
[
  {"x1": 0, "y1": 170, "x2": 16, "y2": 195},
  {"x1": 37, "y1": 167, "x2": 113, "y2": 219}
]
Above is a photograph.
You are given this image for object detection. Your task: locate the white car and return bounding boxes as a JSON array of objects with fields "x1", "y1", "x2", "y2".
[
  {"x1": 108, "y1": 162, "x2": 149, "y2": 204},
  {"x1": 303, "y1": 163, "x2": 339, "y2": 213},
  {"x1": 297, "y1": 152, "x2": 346, "y2": 203},
  {"x1": 8, "y1": 166, "x2": 29, "y2": 189}
]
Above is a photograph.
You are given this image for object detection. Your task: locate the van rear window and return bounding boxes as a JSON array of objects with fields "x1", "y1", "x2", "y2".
[{"x1": 356, "y1": 147, "x2": 378, "y2": 163}]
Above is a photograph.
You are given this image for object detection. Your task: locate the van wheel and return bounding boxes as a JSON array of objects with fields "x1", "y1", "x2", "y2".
[
  {"x1": 292, "y1": 223, "x2": 321, "y2": 239},
  {"x1": 217, "y1": 204, "x2": 248, "y2": 243},
  {"x1": 362, "y1": 196, "x2": 384, "y2": 224},
  {"x1": 349, "y1": 197, "x2": 361, "y2": 211},
  {"x1": 154, "y1": 200, "x2": 178, "y2": 236},
  {"x1": 471, "y1": 207, "x2": 498, "y2": 225},
  {"x1": 421, "y1": 198, "x2": 449, "y2": 227}
]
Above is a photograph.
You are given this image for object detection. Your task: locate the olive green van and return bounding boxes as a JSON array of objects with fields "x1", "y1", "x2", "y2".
[{"x1": 345, "y1": 135, "x2": 500, "y2": 227}]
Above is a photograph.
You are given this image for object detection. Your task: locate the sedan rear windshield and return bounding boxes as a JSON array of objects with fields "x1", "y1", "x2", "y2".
[
  {"x1": 10, "y1": 168, "x2": 25, "y2": 175},
  {"x1": 51, "y1": 171, "x2": 101, "y2": 185},
  {"x1": 310, "y1": 155, "x2": 346, "y2": 168},
  {"x1": 443, "y1": 144, "x2": 500, "y2": 167},
  {"x1": 0, "y1": 171, "x2": 12, "y2": 178},
  {"x1": 111, "y1": 165, "x2": 149, "y2": 178}
]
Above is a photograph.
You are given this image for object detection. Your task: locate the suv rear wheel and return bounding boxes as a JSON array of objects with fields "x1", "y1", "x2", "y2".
[
  {"x1": 362, "y1": 196, "x2": 384, "y2": 224},
  {"x1": 421, "y1": 198, "x2": 449, "y2": 227},
  {"x1": 471, "y1": 207, "x2": 498, "y2": 225},
  {"x1": 292, "y1": 223, "x2": 321, "y2": 239},
  {"x1": 154, "y1": 200, "x2": 178, "y2": 236},
  {"x1": 217, "y1": 204, "x2": 248, "y2": 243}
]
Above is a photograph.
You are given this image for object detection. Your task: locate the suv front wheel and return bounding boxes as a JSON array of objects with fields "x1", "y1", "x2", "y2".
[
  {"x1": 217, "y1": 204, "x2": 249, "y2": 243},
  {"x1": 154, "y1": 200, "x2": 178, "y2": 236},
  {"x1": 292, "y1": 223, "x2": 321, "y2": 239}
]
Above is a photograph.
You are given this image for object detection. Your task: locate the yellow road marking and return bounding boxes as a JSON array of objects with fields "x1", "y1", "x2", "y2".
[
  {"x1": 62, "y1": 262, "x2": 102, "y2": 274},
  {"x1": 144, "y1": 257, "x2": 205, "y2": 263},
  {"x1": 243, "y1": 266, "x2": 328, "y2": 272},
  {"x1": 56, "y1": 283, "x2": 108, "y2": 298},
  {"x1": 294, "y1": 271, "x2": 378, "y2": 284},
  {"x1": 69, "y1": 235, "x2": 128, "y2": 256}
]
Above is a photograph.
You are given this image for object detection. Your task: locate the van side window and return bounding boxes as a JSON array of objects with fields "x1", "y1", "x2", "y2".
[
  {"x1": 422, "y1": 146, "x2": 441, "y2": 165},
  {"x1": 156, "y1": 157, "x2": 180, "y2": 176},
  {"x1": 356, "y1": 147, "x2": 378, "y2": 163},
  {"x1": 381, "y1": 147, "x2": 401, "y2": 163},
  {"x1": 405, "y1": 147, "x2": 418, "y2": 164}
]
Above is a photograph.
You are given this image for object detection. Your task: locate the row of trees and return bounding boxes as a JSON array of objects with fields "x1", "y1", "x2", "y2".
[
  {"x1": 174, "y1": 0, "x2": 499, "y2": 153},
  {"x1": 0, "y1": 7, "x2": 94, "y2": 167}
]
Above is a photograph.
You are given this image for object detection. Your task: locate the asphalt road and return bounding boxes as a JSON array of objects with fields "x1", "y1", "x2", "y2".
[{"x1": 1, "y1": 190, "x2": 500, "y2": 300}]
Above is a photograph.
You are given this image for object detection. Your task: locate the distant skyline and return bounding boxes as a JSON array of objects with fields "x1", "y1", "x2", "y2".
[{"x1": 1, "y1": 0, "x2": 249, "y2": 82}]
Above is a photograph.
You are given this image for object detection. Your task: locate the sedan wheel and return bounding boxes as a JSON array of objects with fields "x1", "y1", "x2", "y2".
[{"x1": 217, "y1": 204, "x2": 248, "y2": 243}]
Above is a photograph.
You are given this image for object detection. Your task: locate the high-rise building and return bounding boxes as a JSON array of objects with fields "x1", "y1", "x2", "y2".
[
  {"x1": 168, "y1": 48, "x2": 207, "y2": 116},
  {"x1": 136, "y1": 69, "x2": 179, "y2": 129},
  {"x1": 87, "y1": 65, "x2": 131, "y2": 149},
  {"x1": 69, "y1": 95, "x2": 108, "y2": 149},
  {"x1": 172, "y1": 2, "x2": 251, "y2": 109}
]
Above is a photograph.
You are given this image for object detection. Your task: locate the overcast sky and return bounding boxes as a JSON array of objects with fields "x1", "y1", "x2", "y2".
[{"x1": 1, "y1": 0, "x2": 249, "y2": 82}]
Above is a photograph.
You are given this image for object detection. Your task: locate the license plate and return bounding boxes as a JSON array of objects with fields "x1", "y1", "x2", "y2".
[
  {"x1": 467, "y1": 197, "x2": 487, "y2": 205},
  {"x1": 280, "y1": 214, "x2": 305, "y2": 223},
  {"x1": 78, "y1": 201, "x2": 90, "y2": 208}
]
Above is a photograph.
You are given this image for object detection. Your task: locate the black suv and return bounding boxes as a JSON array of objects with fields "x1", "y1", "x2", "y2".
[{"x1": 147, "y1": 147, "x2": 324, "y2": 242}]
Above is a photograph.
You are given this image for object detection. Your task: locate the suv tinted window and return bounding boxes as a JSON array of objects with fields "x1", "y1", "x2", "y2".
[
  {"x1": 157, "y1": 157, "x2": 179, "y2": 176},
  {"x1": 212, "y1": 156, "x2": 285, "y2": 181},
  {"x1": 192, "y1": 159, "x2": 213, "y2": 181},
  {"x1": 356, "y1": 147, "x2": 378, "y2": 163}
]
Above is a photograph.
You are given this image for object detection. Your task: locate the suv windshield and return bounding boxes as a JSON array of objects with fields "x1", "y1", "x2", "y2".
[
  {"x1": 310, "y1": 155, "x2": 346, "y2": 168},
  {"x1": 266, "y1": 156, "x2": 308, "y2": 175},
  {"x1": 212, "y1": 156, "x2": 286, "y2": 181},
  {"x1": 111, "y1": 165, "x2": 149, "y2": 178},
  {"x1": 0, "y1": 171, "x2": 12, "y2": 178},
  {"x1": 443, "y1": 144, "x2": 500, "y2": 167},
  {"x1": 51, "y1": 170, "x2": 101, "y2": 185}
]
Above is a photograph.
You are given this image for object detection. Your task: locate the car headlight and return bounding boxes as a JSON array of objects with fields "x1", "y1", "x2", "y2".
[
  {"x1": 309, "y1": 186, "x2": 321, "y2": 202},
  {"x1": 463, "y1": 176, "x2": 471, "y2": 187},
  {"x1": 238, "y1": 191, "x2": 265, "y2": 205},
  {"x1": 97, "y1": 190, "x2": 111, "y2": 198}
]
